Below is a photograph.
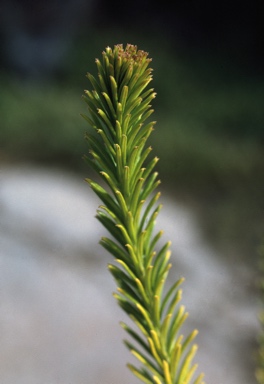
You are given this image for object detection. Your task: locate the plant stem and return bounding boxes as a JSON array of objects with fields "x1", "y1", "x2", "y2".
[{"x1": 83, "y1": 44, "x2": 205, "y2": 384}]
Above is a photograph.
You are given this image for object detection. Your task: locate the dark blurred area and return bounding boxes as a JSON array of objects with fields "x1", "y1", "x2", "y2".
[
  {"x1": 0, "y1": 0, "x2": 94, "y2": 78},
  {"x1": 0, "y1": 0, "x2": 263, "y2": 78},
  {"x1": 0, "y1": 0, "x2": 264, "y2": 262}
]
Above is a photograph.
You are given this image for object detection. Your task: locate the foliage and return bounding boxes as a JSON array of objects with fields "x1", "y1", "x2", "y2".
[
  {"x1": 0, "y1": 79, "x2": 87, "y2": 164},
  {"x1": 82, "y1": 44, "x2": 205, "y2": 383}
]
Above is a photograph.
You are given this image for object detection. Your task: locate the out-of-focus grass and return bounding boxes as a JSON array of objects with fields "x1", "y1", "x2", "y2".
[
  {"x1": 0, "y1": 77, "x2": 88, "y2": 167},
  {"x1": 0, "y1": 35, "x2": 263, "y2": 264}
]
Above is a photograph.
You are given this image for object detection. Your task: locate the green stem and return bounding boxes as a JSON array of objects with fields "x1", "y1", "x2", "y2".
[{"x1": 83, "y1": 44, "x2": 205, "y2": 384}]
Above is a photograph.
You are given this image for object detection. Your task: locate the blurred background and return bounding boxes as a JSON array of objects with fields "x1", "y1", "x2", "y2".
[
  {"x1": 0, "y1": 0, "x2": 264, "y2": 383},
  {"x1": 1, "y1": 0, "x2": 263, "y2": 260}
]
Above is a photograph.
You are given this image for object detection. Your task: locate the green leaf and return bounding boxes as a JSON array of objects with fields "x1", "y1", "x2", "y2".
[
  {"x1": 120, "y1": 322, "x2": 151, "y2": 354},
  {"x1": 127, "y1": 364, "x2": 153, "y2": 384},
  {"x1": 86, "y1": 180, "x2": 121, "y2": 220},
  {"x1": 100, "y1": 237, "x2": 131, "y2": 264},
  {"x1": 161, "y1": 278, "x2": 185, "y2": 317}
]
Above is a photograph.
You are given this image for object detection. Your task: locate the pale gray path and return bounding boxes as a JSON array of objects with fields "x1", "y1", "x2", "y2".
[{"x1": 0, "y1": 164, "x2": 260, "y2": 383}]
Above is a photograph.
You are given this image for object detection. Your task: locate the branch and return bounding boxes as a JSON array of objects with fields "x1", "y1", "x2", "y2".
[{"x1": 82, "y1": 43, "x2": 205, "y2": 384}]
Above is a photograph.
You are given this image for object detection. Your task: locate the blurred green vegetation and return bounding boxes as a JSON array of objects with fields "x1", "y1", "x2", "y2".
[{"x1": 1, "y1": 31, "x2": 263, "y2": 264}]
